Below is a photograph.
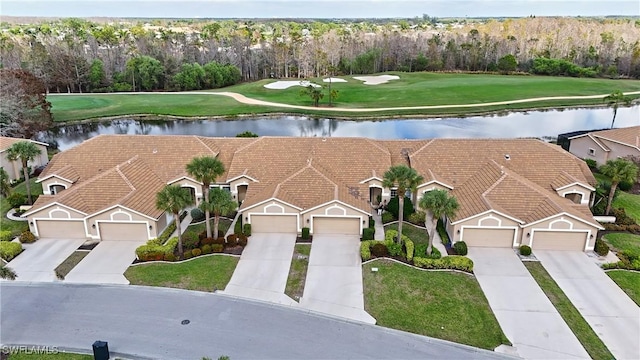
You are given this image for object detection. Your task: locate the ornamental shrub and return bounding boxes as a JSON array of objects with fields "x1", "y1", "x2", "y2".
[
  {"x1": 192, "y1": 248, "x2": 202, "y2": 257},
  {"x1": 19, "y1": 231, "x2": 36, "y2": 243},
  {"x1": 234, "y1": 218, "x2": 242, "y2": 234},
  {"x1": 6, "y1": 193, "x2": 26, "y2": 209},
  {"x1": 362, "y1": 227, "x2": 375, "y2": 241},
  {"x1": 302, "y1": 227, "x2": 310, "y2": 240},
  {"x1": 387, "y1": 242, "x2": 404, "y2": 257},
  {"x1": 182, "y1": 232, "x2": 200, "y2": 250},
  {"x1": 519, "y1": 245, "x2": 532, "y2": 256},
  {"x1": 381, "y1": 212, "x2": 395, "y2": 224},
  {"x1": 183, "y1": 251, "x2": 193, "y2": 259},
  {"x1": 594, "y1": 239, "x2": 609, "y2": 256},
  {"x1": 243, "y1": 223, "x2": 251, "y2": 236},
  {"x1": 405, "y1": 239, "x2": 415, "y2": 262},
  {"x1": 158, "y1": 222, "x2": 176, "y2": 242},
  {"x1": 201, "y1": 237, "x2": 215, "y2": 245},
  {"x1": 368, "y1": 216, "x2": 375, "y2": 228},
  {"x1": 0, "y1": 230, "x2": 13, "y2": 242},
  {"x1": 408, "y1": 211, "x2": 426, "y2": 226},
  {"x1": 214, "y1": 237, "x2": 225, "y2": 245},
  {"x1": 135, "y1": 237, "x2": 179, "y2": 262},
  {"x1": 453, "y1": 241, "x2": 468, "y2": 256},
  {"x1": 361, "y1": 240, "x2": 374, "y2": 261},
  {"x1": 212, "y1": 244, "x2": 224, "y2": 253},
  {"x1": 584, "y1": 158, "x2": 597, "y2": 169},
  {"x1": 413, "y1": 255, "x2": 474, "y2": 272},
  {"x1": 371, "y1": 243, "x2": 389, "y2": 257},
  {"x1": 237, "y1": 234, "x2": 248, "y2": 247},
  {"x1": 201, "y1": 244, "x2": 212, "y2": 254},
  {"x1": 226, "y1": 234, "x2": 238, "y2": 247},
  {"x1": 190, "y1": 208, "x2": 205, "y2": 222},
  {"x1": 386, "y1": 196, "x2": 415, "y2": 220},
  {"x1": 0, "y1": 241, "x2": 22, "y2": 261},
  {"x1": 437, "y1": 219, "x2": 451, "y2": 246},
  {"x1": 163, "y1": 253, "x2": 176, "y2": 262}
]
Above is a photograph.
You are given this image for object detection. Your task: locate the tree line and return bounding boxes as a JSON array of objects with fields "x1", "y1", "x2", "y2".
[{"x1": 0, "y1": 16, "x2": 639, "y2": 94}]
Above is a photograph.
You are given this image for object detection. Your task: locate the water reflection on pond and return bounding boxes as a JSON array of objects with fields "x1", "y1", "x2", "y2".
[{"x1": 41, "y1": 105, "x2": 639, "y2": 151}]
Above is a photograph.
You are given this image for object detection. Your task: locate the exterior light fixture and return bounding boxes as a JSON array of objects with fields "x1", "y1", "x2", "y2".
[
  {"x1": 527, "y1": 232, "x2": 531, "y2": 237},
  {"x1": 92, "y1": 224, "x2": 96, "y2": 229}
]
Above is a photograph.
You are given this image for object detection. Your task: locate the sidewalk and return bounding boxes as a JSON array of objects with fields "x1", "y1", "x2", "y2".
[
  {"x1": 170, "y1": 211, "x2": 193, "y2": 238},
  {"x1": 370, "y1": 209, "x2": 385, "y2": 241},
  {"x1": 423, "y1": 214, "x2": 448, "y2": 257}
]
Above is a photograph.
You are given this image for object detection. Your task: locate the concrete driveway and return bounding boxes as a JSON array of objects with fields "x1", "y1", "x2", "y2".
[
  {"x1": 536, "y1": 250, "x2": 640, "y2": 360},
  {"x1": 222, "y1": 232, "x2": 298, "y2": 305},
  {"x1": 4, "y1": 238, "x2": 85, "y2": 282},
  {"x1": 300, "y1": 235, "x2": 375, "y2": 324},
  {"x1": 468, "y1": 248, "x2": 589, "y2": 359},
  {"x1": 64, "y1": 240, "x2": 145, "y2": 284}
]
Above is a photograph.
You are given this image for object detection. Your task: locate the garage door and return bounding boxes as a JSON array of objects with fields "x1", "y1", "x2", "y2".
[
  {"x1": 313, "y1": 217, "x2": 360, "y2": 235},
  {"x1": 36, "y1": 220, "x2": 86, "y2": 239},
  {"x1": 250, "y1": 215, "x2": 297, "y2": 233},
  {"x1": 462, "y1": 228, "x2": 515, "y2": 247},
  {"x1": 531, "y1": 231, "x2": 587, "y2": 251},
  {"x1": 99, "y1": 222, "x2": 149, "y2": 241}
]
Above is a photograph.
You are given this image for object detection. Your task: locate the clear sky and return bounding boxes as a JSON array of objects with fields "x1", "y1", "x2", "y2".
[{"x1": 1, "y1": 0, "x2": 639, "y2": 19}]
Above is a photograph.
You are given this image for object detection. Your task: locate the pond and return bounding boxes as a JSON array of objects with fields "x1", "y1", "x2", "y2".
[{"x1": 39, "y1": 105, "x2": 639, "y2": 151}]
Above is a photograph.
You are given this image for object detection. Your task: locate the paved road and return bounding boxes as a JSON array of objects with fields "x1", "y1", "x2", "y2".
[
  {"x1": 5, "y1": 238, "x2": 84, "y2": 282},
  {"x1": 468, "y1": 248, "x2": 589, "y2": 359},
  {"x1": 536, "y1": 250, "x2": 640, "y2": 360},
  {"x1": 65, "y1": 240, "x2": 144, "y2": 284},
  {"x1": 301, "y1": 235, "x2": 375, "y2": 324},
  {"x1": 0, "y1": 283, "x2": 513, "y2": 360}
]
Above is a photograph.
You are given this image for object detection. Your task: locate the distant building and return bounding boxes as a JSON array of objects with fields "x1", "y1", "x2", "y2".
[{"x1": 559, "y1": 126, "x2": 640, "y2": 166}]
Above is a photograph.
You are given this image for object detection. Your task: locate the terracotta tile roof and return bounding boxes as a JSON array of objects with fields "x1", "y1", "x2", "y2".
[
  {"x1": 583, "y1": 126, "x2": 640, "y2": 149},
  {"x1": 379, "y1": 139, "x2": 431, "y2": 167},
  {"x1": 0, "y1": 136, "x2": 47, "y2": 151},
  {"x1": 550, "y1": 171, "x2": 593, "y2": 190},
  {"x1": 43, "y1": 165, "x2": 79, "y2": 183}
]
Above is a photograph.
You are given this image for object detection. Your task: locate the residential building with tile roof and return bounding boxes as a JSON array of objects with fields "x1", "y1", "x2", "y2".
[{"x1": 564, "y1": 125, "x2": 640, "y2": 165}]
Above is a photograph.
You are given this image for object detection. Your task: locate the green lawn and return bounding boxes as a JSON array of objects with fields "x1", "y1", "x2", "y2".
[
  {"x1": 524, "y1": 262, "x2": 614, "y2": 360},
  {"x1": 613, "y1": 191, "x2": 640, "y2": 224},
  {"x1": 183, "y1": 218, "x2": 232, "y2": 239},
  {"x1": 284, "y1": 244, "x2": 311, "y2": 300},
  {"x1": 603, "y1": 233, "x2": 640, "y2": 254},
  {"x1": 12, "y1": 178, "x2": 43, "y2": 197},
  {"x1": 0, "y1": 179, "x2": 42, "y2": 237},
  {"x1": 49, "y1": 73, "x2": 640, "y2": 122},
  {"x1": 124, "y1": 255, "x2": 238, "y2": 291},
  {"x1": 6, "y1": 353, "x2": 91, "y2": 360},
  {"x1": 607, "y1": 270, "x2": 640, "y2": 306},
  {"x1": 385, "y1": 222, "x2": 429, "y2": 245},
  {"x1": 54, "y1": 251, "x2": 89, "y2": 279},
  {"x1": 363, "y1": 259, "x2": 508, "y2": 350}
]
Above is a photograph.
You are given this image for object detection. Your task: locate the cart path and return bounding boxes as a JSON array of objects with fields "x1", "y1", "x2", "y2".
[{"x1": 50, "y1": 90, "x2": 640, "y2": 113}]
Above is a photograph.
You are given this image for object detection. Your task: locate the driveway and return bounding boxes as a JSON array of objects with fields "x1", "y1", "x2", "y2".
[
  {"x1": 468, "y1": 248, "x2": 589, "y2": 359},
  {"x1": 536, "y1": 250, "x2": 640, "y2": 360},
  {"x1": 4, "y1": 238, "x2": 85, "y2": 282},
  {"x1": 300, "y1": 235, "x2": 376, "y2": 324},
  {"x1": 222, "y1": 232, "x2": 297, "y2": 305},
  {"x1": 64, "y1": 240, "x2": 145, "y2": 284}
]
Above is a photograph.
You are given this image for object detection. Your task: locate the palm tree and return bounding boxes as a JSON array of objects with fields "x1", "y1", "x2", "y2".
[
  {"x1": 419, "y1": 189, "x2": 459, "y2": 256},
  {"x1": 6, "y1": 141, "x2": 42, "y2": 205},
  {"x1": 200, "y1": 188, "x2": 236, "y2": 240},
  {"x1": 0, "y1": 265, "x2": 17, "y2": 280},
  {"x1": 186, "y1": 156, "x2": 225, "y2": 239},
  {"x1": 382, "y1": 165, "x2": 424, "y2": 244},
  {"x1": 156, "y1": 185, "x2": 192, "y2": 259},
  {"x1": 600, "y1": 158, "x2": 638, "y2": 215},
  {"x1": 604, "y1": 90, "x2": 631, "y2": 129},
  {"x1": 0, "y1": 168, "x2": 11, "y2": 198}
]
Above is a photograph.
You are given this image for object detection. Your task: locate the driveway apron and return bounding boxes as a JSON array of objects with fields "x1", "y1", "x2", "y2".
[
  {"x1": 222, "y1": 233, "x2": 298, "y2": 305},
  {"x1": 468, "y1": 248, "x2": 589, "y2": 359},
  {"x1": 300, "y1": 235, "x2": 376, "y2": 324},
  {"x1": 4, "y1": 238, "x2": 85, "y2": 282},
  {"x1": 536, "y1": 250, "x2": 640, "y2": 360},
  {"x1": 64, "y1": 240, "x2": 145, "y2": 284}
]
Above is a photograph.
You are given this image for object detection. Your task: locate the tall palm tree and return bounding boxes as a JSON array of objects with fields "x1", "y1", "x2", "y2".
[
  {"x1": 419, "y1": 189, "x2": 459, "y2": 256},
  {"x1": 6, "y1": 141, "x2": 42, "y2": 205},
  {"x1": 382, "y1": 165, "x2": 424, "y2": 244},
  {"x1": 156, "y1": 185, "x2": 192, "y2": 259},
  {"x1": 200, "y1": 188, "x2": 236, "y2": 240},
  {"x1": 0, "y1": 265, "x2": 17, "y2": 280},
  {"x1": 0, "y1": 167, "x2": 11, "y2": 198},
  {"x1": 186, "y1": 156, "x2": 225, "y2": 239},
  {"x1": 604, "y1": 90, "x2": 631, "y2": 129},
  {"x1": 600, "y1": 158, "x2": 638, "y2": 215}
]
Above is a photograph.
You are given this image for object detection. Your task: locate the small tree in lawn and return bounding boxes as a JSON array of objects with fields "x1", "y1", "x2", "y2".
[
  {"x1": 6, "y1": 141, "x2": 42, "y2": 204},
  {"x1": 600, "y1": 158, "x2": 638, "y2": 215},
  {"x1": 604, "y1": 90, "x2": 631, "y2": 129},
  {"x1": 186, "y1": 156, "x2": 225, "y2": 239},
  {"x1": 419, "y1": 189, "x2": 459, "y2": 256},
  {"x1": 156, "y1": 185, "x2": 192, "y2": 260},
  {"x1": 200, "y1": 188, "x2": 236, "y2": 240},
  {"x1": 382, "y1": 165, "x2": 423, "y2": 244},
  {"x1": 300, "y1": 84, "x2": 324, "y2": 107}
]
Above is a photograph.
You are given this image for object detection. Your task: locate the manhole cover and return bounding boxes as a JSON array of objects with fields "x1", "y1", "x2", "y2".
[{"x1": 181, "y1": 319, "x2": 190, "y2": 325}]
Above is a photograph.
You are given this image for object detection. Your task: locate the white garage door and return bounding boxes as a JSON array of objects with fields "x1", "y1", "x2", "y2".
[
  {"x1": 36, "y1": 220, "x2": 86, "y2": 239},
  {"x1": 532, "y1": 231, "x2": 587, "y2": 251},
  {"x1": 313, "y1": 217, "x2": 360, "y2": 235},
  {"x1": 462, "y1": 228, "x2": 515, "y2": 248},
  {"x1": 99, "y1": 222, "x2": 149, "y2": 241},
  {"x1": 250, "y1": 215, "x2": 297, "y2": 233}
]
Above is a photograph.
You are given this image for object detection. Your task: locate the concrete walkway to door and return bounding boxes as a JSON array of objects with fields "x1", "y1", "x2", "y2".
[
  {"x1": 468, "y1": 248, "x2": 589, "y2": 359},
  {"x1": 300, "y1": 235, "x2": 376, "y2": 324},
  {"x1": 65, "y1": 240, "x2": 145, "y2": 284},
  {"x1": 536, "y1": 250, "x2": 640, "y2": 360},
  {"x1": 221, "y1": 233, "x2": 298, "y2": 306}
]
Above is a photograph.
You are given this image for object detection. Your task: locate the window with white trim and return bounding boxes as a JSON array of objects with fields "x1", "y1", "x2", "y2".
[
  {"x1": 390, "y1": 188, "x2": 397, "y2": 198},
  {"x1": 588, "y1": 148, "x2": 595, "y2": 156}
]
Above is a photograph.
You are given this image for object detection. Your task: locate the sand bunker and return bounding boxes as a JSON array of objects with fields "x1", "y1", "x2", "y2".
[
  {"x1": 322, "y1": 77, "x2": 347, "y2": 83},
  {"x1": 352, "y1": 75, "x2": 400, "y2": 85},
  {"x1": 264, "y1": 80, "x2": 322, "y2": 89}
]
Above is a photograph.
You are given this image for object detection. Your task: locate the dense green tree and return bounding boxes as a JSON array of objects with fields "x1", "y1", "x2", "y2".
[
  {"x1": 173, "y1": 63, "x2": 206, "y2": 91},
  {"x1": 88, "y1": 59, "x2": 107, "y2": 91},
  {"x1": 600, "y1": 159, "x2": 638, "y2": 215},
  {"x1": 382, "y1": 165, "x2": 424, "y2": 244},
  {"x1": 236, "y1": 131, "x2": 259, "y2": 137},
  {"x1": 0, "y1": 69, "x2": 53, "y2": 138},
  {"x1": 6, "y1": 141, "x2": 42, "y2": 205},
  {"x1": 497, "y1": 54, "x2": 517, "y2": 73},
  {"x1": 156, "y1": 185, "x2": 192, "y2": 259},
  {"x1": 125, "y1": 56, "x2": 165, "y2": 91},
  {"x1": 419, "y1": 190, "x2": 459, "y2": 255}
]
